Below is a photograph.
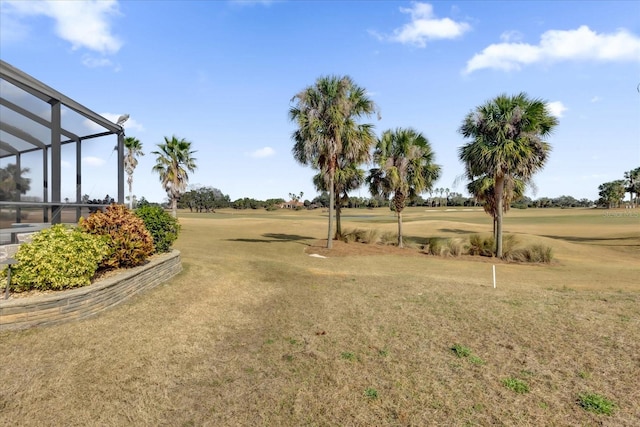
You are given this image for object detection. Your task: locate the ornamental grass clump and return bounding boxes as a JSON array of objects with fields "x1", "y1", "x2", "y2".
[
  {"x1": 468, "y1": 234, "x2": 494, "y2": 257},
  {"x1": 135, "y1": 205, "x2": 180, "y2": 253},
  {"x1": 79, "y1": 204, "x2": 154, "y2": 269},
  {"x1": 5, "y1": 224, "x2": 111, "y2": 292}
]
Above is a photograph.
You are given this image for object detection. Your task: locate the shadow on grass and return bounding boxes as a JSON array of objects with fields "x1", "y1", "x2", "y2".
[
  {"x1": 227, "y1": 233, "x2": 315, "y2": 245},
  {"x1": 438, "y1": 228, "x2": 476, "y2": 235},
  {"x1": 541, "y1": 235, "x2": 640, "y2": 245}
]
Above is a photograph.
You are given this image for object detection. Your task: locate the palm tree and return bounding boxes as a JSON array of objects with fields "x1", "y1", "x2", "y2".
[
  {"x1": 124, "y1": 136, "x2": 144, "y2": 210},
  {"x1": 152, "y1": 136, "x2": 197, "y2": 218},
  {"x1": 624, "y1": 167, "x2": 640, "y2": 208},
  {"x1": 290, "y1": 75, "x2": 378, "y2": 248},
  {"x1": 459, "y1": 92, "x2": 557, "y2": 257},
  {"x1": 467, "y1": 175, "x2": 525, "y2": 240},
  {"x1": 367, "y1": 128, "x2": 441, "y2": 248},
  {"x1": 445, "y1": 188, "x2": 450, "y2": 207},
  {"x1": 0, "y1": 163, "x2": 30, "y2": 201}
]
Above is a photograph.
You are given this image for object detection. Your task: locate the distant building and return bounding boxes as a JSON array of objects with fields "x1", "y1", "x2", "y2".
[{"x1": 279, "y1": 200, "x2": 305, "y2": 209}]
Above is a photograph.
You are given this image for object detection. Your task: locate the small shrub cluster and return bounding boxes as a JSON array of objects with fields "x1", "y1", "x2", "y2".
[
  {"x1": 379, "y1": 231, "x2": 397, "y2": 245},
  {"x1": 424, "y1": 238, "x2": 465, "y2": 257},
  {"x1": 135, "y1": 205, "x2": 180, "y2": 253},
  {"x1": 425, "y1": 237, "x2": 445, "y2": 256},
  {"x1": 468, "y1": 234, "x2": 494, "y2": 257},
  {"x1": 4, "y1": 205, "x2": 181, "y2": 294},
  {"x1": 342, "y1": 228, "x2": 394, "y2": 245},
  {"x1": 79, "y1": 204, "x2": 155, "y2": 269},
  {"x1": 504, "y1": 244, "x2": 553, "y2": 263},
  {"x1": 341, "y1": 228, "x2": 380, "y2": 244},
  {"x1": 421, "y1": 234, "x2": 553, "y2": 263},
  {"x1": 5, "y1": 224, "x2": 111, "y2": 291}
]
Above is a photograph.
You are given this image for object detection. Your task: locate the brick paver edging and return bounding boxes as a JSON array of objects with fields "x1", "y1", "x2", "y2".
[{"x1": 0, "y1": 250, "x2": 182, "y2": 331}]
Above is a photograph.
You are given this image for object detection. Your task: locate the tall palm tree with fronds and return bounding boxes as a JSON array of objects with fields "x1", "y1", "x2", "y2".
[
  {"x1": 367, "y1": 128, "x2": 441, "y2": 248},
  {"x1": 124, "y1": 136, "x2": 144, "y2": 210},
  {"x1": 152, "y1": 136, "x2": 197, "y2": 218},
  {"x1": 459, "y1": 92, "x2": 557, "y2": 257},
  {"x1": 290, "y1": 75, "x2": 378, "y2": 249}
]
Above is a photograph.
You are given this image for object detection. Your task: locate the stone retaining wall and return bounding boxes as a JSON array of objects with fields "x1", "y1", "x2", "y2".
[{"x1": 0, "y1": 250, "x2": 181, "y2": 331}]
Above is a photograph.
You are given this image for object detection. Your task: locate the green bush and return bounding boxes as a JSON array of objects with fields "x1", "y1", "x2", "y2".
[
  {"x1": 135, "y1": 205, "x2": 180, "y2": 253},
  {"x1": 79, "y1": 204, "x2": 155, "y2": 269},
  {"x1": 4, "y1": 224, "x2": 111, "y2": 292}
]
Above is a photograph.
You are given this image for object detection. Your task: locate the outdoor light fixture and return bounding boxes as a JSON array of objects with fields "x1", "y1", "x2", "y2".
[{"x1": 116, "y1": 113, "x2": 130, "y2": 126}]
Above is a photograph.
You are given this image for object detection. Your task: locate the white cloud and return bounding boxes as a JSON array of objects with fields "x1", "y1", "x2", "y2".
[
  {"x1": 547, "y1": 101, "x2": 567, "y2": 118},
  {"x1": 4, "y1": 0, "x2": 122, "y2": 54},
  {"x1": 465, "y1": 25, "x2": 640, "y2": 73},
  {"x1": 84, "y1": 113, "x2": 145, "y2": 132},
  {"x1": 81, "y1": 55, "x2": 114, "y2": 69},
  {"x1": 61, "y1": 160, "x2": 71, "y2": 168},
  {"x1": 83, "y1": 156, "x2": 105, "y2": 167},
  {"x1": 248, "y1": 147, "x2": 275, "y2": 158},
  {"x1": 590, "y1": 96, "x2": 602, "y2": 103},
  {"x1": 379, "y1": 2, "x2": 471, "y2": 47}
]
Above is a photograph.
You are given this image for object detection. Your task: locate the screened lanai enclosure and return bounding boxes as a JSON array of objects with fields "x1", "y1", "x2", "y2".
[{"x1": 0, "y1": 60, "x2": 125, "y2": 242}]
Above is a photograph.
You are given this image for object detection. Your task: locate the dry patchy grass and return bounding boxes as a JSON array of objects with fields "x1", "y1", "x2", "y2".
[{"x1": 0, "y1": 208, "x2": 638, "y2": 426}]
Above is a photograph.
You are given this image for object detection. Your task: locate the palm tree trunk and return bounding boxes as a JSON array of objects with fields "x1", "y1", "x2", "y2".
[
  {"x1": 335, "y1": 203, "x2": 342, "y2": 240},
  {"x1": 127, "y1": 174, "x2": 133, "y2": 210},
  {"x1": 495, "y1": 176, "x2": 505, "y2": 258},
  {"x1": 395, "y1": 194, "x2": 405, "y2": 248},
  {"x1": 493, "y1": 215, "x2": 497, "y2": 241},
  {"x1": 397, "y1": 210, "x2": 403, "y2": 248},
  {"x1": 171, "y1": 196, "x2": 178, "y2": 218},
  {"x1": 327, "y1": 173, "x2": 334, "y2": 249}
]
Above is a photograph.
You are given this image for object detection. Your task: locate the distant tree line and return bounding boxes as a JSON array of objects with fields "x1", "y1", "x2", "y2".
[{"x1": 597, "y1": 167, "x2": 639, "y2": 208}]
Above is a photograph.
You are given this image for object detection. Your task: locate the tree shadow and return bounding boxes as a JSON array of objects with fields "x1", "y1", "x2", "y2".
[
  {"x1": 227, "y1": 233, "x2": 315, "y2": 245},
  {"x1": 405, "y1": 235, "x2": 431, "y2": 246},
  {"x1": 438, "y1": 228, "x2": 476, "y2": 235},
  {"x1": 541, "y1": 235, "x2": 639, "y2": 243}
]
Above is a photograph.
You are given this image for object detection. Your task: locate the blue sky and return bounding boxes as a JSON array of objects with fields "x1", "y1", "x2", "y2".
[{"x1": 1, "y1": 0, "x2": 639, "y2": 203}]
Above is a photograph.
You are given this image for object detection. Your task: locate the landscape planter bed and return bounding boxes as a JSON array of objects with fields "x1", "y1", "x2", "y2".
[{"x1": 0, "y1": 250, "x2": 181, "y2": 331}]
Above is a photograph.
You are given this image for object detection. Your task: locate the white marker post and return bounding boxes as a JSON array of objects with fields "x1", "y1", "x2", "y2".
[{"x1": 492, "y1": 265, "x2": 496, "y2": 289}]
